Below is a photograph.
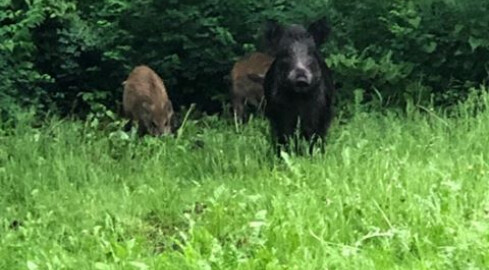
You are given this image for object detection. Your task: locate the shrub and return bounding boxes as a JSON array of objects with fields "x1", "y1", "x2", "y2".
[
  {"x1": 1, "y1": 0, "x2": 488, "y2": 118},
  {"x1": 327, "y1": 0, "x2": 489, "y2": 108}
]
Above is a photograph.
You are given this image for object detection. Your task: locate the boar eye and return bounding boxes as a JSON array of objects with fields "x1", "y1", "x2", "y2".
[{"x1": 279, "y1": 57, "x2": 292, "y2": 65}]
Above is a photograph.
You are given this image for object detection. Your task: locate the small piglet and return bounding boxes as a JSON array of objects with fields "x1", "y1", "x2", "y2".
[
  {"x1": 230, "y1": 52, "x2": 274, "y2": 122},
  {"x1": 123, "y1": 65, "x2": 174, "y2": 136},
  {"x1": 263, "y1": 18, "x2": 335, "y2": 155}
]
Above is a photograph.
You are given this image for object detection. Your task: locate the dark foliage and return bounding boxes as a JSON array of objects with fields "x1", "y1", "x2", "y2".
[{"x1": 1, "y1": 0, "x2": 488, "y2": 118}]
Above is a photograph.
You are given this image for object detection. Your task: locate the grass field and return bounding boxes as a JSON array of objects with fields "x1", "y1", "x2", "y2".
[{"x1": 1, "y1": 93, "x2": 489, "y2": 269}]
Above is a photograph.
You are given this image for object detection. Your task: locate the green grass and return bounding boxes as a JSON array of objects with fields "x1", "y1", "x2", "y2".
[{"x1": 1, "y1": 94, "x2": 489, "y2": 269}]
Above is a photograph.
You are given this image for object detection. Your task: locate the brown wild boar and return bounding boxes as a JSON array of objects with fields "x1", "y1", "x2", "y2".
[
  {"x1": 123, "y1": 65, "x2": 174, "y2": 136},
  {"x1": 231, "y1": 52, "x2": 274, "y2": 122}
]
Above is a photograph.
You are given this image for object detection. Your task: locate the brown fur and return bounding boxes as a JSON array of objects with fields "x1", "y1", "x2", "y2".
[
  {"x1": 123, "y1": 65, "x2": 174, "y2": 136},
  {"x1": 231, "y1": 52, "x2": 274, "y2": 121}
]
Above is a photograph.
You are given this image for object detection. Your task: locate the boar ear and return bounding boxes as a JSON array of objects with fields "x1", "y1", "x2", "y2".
[
  {"x1": 307, "y1": 17, "x2": 331, "y2": 46},
  {"x1": 140, "y1": 102, "x2": 153, "y2": 120},
  {"x1": 165, "y1": 101, "x2": 174, "y2": 114},
  {"x1": 264, "y1": 19, "x2": 283, "y2": 49}
]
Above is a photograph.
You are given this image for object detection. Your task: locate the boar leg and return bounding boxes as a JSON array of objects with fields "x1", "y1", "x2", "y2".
[
  {"x1": 232, "y1": 95, "x2": 245, "y2": 123},
  {"x1": 123, "y1": 119, "x2": 134, "y2": 132},
  {"x1": 137, "y1": 122, "x2": 149, "y2": 137},
  {"x1": 273, "y1": 129, "x2": 293, "y2": 157},
  {"x1": 308, "y1": 135, "x2": 326, "y2": 156}
]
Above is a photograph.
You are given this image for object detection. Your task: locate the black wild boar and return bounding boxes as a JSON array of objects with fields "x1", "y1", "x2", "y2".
[
  {"x1": 263, "y1": 18, "x2": 335, "y2": 155},
  {"x1": 231, "y1": 52, "x2": 274, "y2": 122},
  {"x1": 123, "y1": 65, "x2": 174, "y2": 136}
]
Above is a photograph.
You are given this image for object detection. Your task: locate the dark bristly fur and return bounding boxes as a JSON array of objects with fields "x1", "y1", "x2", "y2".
[{"x1": 263, "y1": 17, "x2": 335, "y2": 155}]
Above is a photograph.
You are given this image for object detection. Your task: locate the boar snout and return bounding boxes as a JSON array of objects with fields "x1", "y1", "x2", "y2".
[{"x1": 289, "y1": 67, "x2": 312, "y2": 89}]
